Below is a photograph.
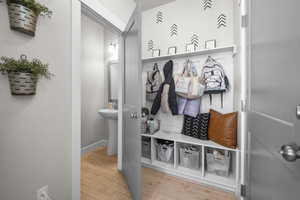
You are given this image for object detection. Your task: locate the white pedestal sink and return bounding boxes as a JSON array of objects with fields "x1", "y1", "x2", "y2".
[{"x1": 98, "y1": 109, "x2": 118, "y2": 156}]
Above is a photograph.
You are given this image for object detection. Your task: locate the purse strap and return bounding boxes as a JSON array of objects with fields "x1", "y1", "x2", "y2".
[{"x1": 176, "y1": 59, "x2": 197, "y2": 77}]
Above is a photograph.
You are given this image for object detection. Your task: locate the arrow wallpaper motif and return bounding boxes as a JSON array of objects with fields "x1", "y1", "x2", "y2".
[
  {"x1": 191, "y1": 34, "x2": 199, "y2": 48},
  {"x1": 141, "y1": 0, "x2": 233, "y2": 58},
  {"x1": 156, "y1": 11, "x2": 163, "y2": 23},
  {"x1": 170, "y1": 24, "x2": 178, "y2": 37},
  {"x1": 203, "y1": 0, "x2": 212, "y2": 10},
  {"x1": 217, "y1": 14, "x2": 227, "y2": 28},
  {"x1": 148, "y1": 40, "x2": 154, "y2": 51}
]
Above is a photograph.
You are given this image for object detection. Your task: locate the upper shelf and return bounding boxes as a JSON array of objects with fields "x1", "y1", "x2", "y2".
[{"x1": 142, "y1": 45, "x2": 236, "y2": 63}]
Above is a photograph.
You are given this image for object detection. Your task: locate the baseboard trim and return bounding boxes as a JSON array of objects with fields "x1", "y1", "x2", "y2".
[{"x1": 81, "y1": 140, "x2": 107, "y2": 155}]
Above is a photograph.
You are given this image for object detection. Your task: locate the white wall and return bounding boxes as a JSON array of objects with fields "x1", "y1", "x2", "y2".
[
  {"x1": 81, "y1": 14, "x2": 109, "y2": 148},
  {"x1": 142, "y1": 0, "x2": 234, "y2": 58},
  {"x1": 0, "y1": 1, "x2": 72, "y2": 200},
  {"x1": 141, "y1": 0, "x2": 176, "y2": 11},
  {"x1": 97, "y1": 0, "x2": 136, "y2": 24}
]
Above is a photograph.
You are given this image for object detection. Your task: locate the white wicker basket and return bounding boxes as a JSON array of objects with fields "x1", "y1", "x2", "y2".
[{"x1": 8, "y1": 3, "x2": 38, "y2": 36}]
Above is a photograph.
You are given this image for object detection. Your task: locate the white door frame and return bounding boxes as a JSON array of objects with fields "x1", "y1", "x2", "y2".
[
  {"x1": 71, "y1": 0, "x2": 128, "y2": 199},
  {"x1": 239, "y1": 0, "x2": 250, "y2": 199}
]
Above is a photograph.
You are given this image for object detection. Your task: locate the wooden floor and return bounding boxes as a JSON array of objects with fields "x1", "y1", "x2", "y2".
[{"x1": 81, "y1": 147, "x2": 236, "y2": 200}]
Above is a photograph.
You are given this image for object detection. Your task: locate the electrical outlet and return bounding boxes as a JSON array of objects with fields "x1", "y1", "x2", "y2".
[{"x1": 37, "y1": 186, "x2": 49, "y2": 200}]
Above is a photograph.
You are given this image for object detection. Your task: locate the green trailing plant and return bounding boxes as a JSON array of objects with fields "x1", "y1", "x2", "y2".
[
  {"x1": 6, "y1": 0, "x2": 53, "y2": 17},
  {"x1": 0, "y1": 55, "x2": 53, "y2": 79}
]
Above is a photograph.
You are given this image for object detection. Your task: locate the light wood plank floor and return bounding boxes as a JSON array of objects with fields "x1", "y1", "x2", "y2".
[{"x1": 81, "y1": 147, "x2": 236, "y2": 200}]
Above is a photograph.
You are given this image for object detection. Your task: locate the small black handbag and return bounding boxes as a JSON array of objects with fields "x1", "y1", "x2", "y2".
[{"x1": 182, "y1": 113, "x2": 210, "y2": 140}]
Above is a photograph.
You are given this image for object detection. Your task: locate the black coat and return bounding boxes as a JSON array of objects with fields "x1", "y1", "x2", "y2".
[{"x1": 151, "y1": 60, "x2": 178, "y2": 115}]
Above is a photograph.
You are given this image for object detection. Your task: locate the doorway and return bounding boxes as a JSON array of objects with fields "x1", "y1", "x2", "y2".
[
  {"x1": 140, "y1": 0, "x2": 242, "y2": 199},
  {"x1": 72, "y1": 0, "x2": 244, "y2": 199},
  {"x1": 79, "y1": 5, "x2": 125, "y2": 200}
]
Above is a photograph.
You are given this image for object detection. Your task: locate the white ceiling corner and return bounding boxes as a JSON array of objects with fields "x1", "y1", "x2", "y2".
[{"x1": 139, "y1": 0, "x2": 176, "y2": 11}]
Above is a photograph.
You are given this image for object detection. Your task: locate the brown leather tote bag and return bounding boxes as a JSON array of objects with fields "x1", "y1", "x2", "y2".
[{"x1": 208, "y1": 110, "x2": 238, "y2": 149}]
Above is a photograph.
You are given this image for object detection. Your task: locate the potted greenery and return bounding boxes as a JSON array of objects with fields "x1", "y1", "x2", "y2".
[
  {"x1": 6, "y1": 0, "x2": 52, "y2": 36},
  {"x1": 0, "y1": 55, "x2": 53, "y2": 95}
]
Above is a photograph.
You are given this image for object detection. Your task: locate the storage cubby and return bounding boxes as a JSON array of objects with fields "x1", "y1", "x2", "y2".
[
  {"x1": 205, "y1": 147, "x2": 232, "y2": 177},
  {"x1": 177, "y1": 143, "x2": 201, "y2": 169},
  {"x1": 203, "y1": 147, "x2": 238, "y2": 189},
  {"x1": 153, "y1": 139, "x2": 175, "y2": 167},
  {"x1": 176, "y1": 142, "x2": 203, "y2": 177},
  {"x1": 141, "y1": 136, "x2": 151, "y2": 160},
  {"x1": 141, "y1": 131, "x2": 240, "y2": 191}
]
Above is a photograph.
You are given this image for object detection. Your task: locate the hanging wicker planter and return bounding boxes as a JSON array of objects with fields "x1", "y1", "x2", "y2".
[
  {"x1": 8, "y1": 3, "x2": 38, "y2": 36},
  {"x1": 0, "y1": 55, "x2": 53, "y2": 96},
  {"x1": 8, "y1": 72, "x2": 38, "y2": 95}
]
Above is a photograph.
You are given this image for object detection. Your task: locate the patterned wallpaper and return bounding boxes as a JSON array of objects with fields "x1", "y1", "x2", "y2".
[{"x1": 142, "y1": 0, "x2": 234, "y2": 58}]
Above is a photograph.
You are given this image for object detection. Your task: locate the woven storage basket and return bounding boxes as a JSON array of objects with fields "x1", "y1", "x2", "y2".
[
  {"x1": 8, "y1": 72, "x2": 38, "y2": 95},
  {"x1": 8, "y1": 3, "x2": 38, "y2": 36}
]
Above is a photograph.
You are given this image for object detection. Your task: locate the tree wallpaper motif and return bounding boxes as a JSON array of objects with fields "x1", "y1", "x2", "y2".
[
  {"x1": 191, "y1": 34, "x2": 199, "y2": 48},
  {"x1": 156, "y1": 11, "x2": 163, "y2": 23},
  {"x1": 142, "y1": 0, "x2": 233, "y2": 58},
  {"x1": 203, "y1": 0, "x2": 213, "y2": 10},
  {"x1": 217, "y1": 14, "x2": 227, "y2": 28},
  {"x1": 170, "y1": 24, "x2": 178, "y2": 37}
]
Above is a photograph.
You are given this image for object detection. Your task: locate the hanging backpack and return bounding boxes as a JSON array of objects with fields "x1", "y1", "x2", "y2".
[
  {"x1": 146, "y1": 63, "x2": 162, "y2": 101},
  {"x1": 174, "y1": 59, "x2": 205, "y2": 99},
  {"x1": 201, "y1": 56, "x2": 229, "y2": 108}
]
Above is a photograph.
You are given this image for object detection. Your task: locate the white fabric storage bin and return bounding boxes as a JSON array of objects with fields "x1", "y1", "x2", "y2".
[
  {"x1": 155, "y1": 140, "x2": 174, "y2": 164},
  {"x1": 142, "y1": 137, "x2": 151, "y2": 159},
  {"x1": 179, "y1": 144, "x2": 201, "y2": 169},
  {"x1": 206, "y1": 148, "x2": 231, "y2": 177}
]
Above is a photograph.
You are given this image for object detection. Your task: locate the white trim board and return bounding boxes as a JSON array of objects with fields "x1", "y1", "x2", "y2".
[
  {"x1": 142, "y1": 46, "x2": 236, "y2": 63},
  {"x1": 71, "y1": 1, "x2": 81, "y2": 200},
  {"x1": 81, "y1": 140, "x2": 108, "y2": 155},
  {"x1": 117, "y1": 35, "x2": 124, "y2": 171}
]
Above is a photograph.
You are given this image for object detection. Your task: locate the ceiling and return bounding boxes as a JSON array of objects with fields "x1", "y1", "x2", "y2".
[{"x1": 140, "y1": 0, "x2": 176, "y2": 10}]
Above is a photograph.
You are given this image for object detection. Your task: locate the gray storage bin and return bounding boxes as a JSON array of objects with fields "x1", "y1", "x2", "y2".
[
  {"x1": 179, "y1": 144, "x2": 201, "y2": 169},
  {"x1": 206, "y1": 148, "x2": 231, "y2": 177},
  {"x1": 156, "y1": 140, "x2": 174, "y2": 164},
  {"x1": 142, "y1": 137, "x2": 151, "y2": 159},
  {"x1": 141, "y1": 117, "x2": 148, "y2": 134}
]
